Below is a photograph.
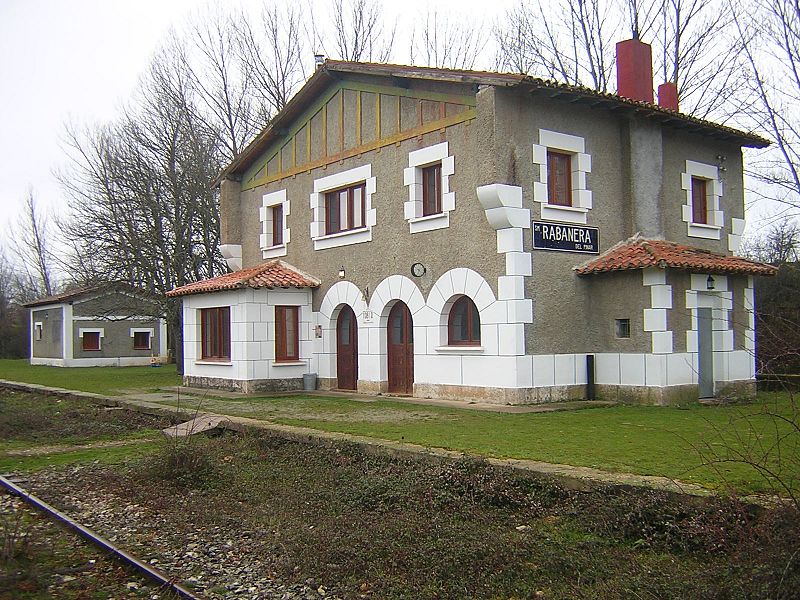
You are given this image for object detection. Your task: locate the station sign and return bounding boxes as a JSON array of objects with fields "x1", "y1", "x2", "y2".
[{"x1": 532, "y1": 221, "x2": 599, "y2": 254}]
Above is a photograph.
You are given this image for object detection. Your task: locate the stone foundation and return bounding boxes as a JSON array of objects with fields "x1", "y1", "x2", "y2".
[{"x1": 183, "y1": 375, "x2": 303, "y2": 394}]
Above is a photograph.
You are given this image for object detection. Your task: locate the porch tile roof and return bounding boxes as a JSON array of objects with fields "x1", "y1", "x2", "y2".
[
  {"x1": 166, "y1": 260, "x2": 321, "y2": 298},
  {"x1": 575, "y1": 236, "x2": 777, "y2": 277}
]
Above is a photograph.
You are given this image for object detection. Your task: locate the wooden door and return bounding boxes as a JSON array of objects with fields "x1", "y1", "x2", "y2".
[
  {"x1": 336, "y1": 306, "x2": 358, "y2": 390},
  {"x1": 387, "y1": 302, "x2": 414, "y2": 394}
]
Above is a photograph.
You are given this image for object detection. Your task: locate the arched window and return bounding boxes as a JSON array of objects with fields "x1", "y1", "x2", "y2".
[{"x1": 448, "y1": 296, "x2": 481, "y2": 345}]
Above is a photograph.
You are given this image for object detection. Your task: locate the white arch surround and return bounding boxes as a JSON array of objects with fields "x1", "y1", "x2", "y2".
[
  {"x1": 368, "y1": 274, "x2": 425, "y2": 320},
  {"x1": 316, "y1": 281, "x2": 369, "y2": 381}
]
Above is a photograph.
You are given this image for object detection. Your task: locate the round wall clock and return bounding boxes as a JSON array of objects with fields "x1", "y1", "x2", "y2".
[{"x1": 410, "y1": 262, "x2": 426, "y2": 277}]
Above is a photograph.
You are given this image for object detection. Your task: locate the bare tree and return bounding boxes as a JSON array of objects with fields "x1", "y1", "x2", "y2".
[
  {"x1": 180, "y1": 9, "x2": 260, "y2": 161},
  {"x1": 732, "y1": 0, "x2": 800, "y2": 215},
  {"x1": 59, "y1": 42, "x2": 227, "y2": 369},
  {"x1": 235, "y1": 3, "x2": 307, "y2": 120},
  {"x1": 495, "y1": 0, "x2": 747, "y2": 118},
  {"x1": 326, "y1": 0, "x2": 396, "y2": 62},
  {"x1": 495, "y1": 0, "x2": 617, "y2": 90},
  {"x1": 16, "y1": 190, "x2": 55, "y2": 299},
  {"x1": 0, "y1": 248, "x2": 28, "y2": 358},
  {"x1": 409, "y1": 9, "x2": 487, "y2": 70},
  {"x1": 410, "y1": 10, "x2": 487, "y2": 69}
]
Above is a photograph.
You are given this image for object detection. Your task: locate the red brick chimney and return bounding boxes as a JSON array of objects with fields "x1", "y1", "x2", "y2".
[
  {"x1": 616, "y1": 39, "x2": 654, "y2": 104},
  {"x1": 657, "y1": 81, "x2": 679, "y2": 112}
]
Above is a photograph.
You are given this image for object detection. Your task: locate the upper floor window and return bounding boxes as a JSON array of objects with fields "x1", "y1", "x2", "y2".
[
  {"x1": 275, "y1": 305, "x2": 299, "y2": 362},
  {"x1": 310, "y1": 164, "x2": 376, "y2": 250},
  {"x1": 533, "y1": 129, "x2": 592, "y2": 225},
  {"x1": 422, "y1": 163, "x2": 442, "y2": 216},
  {"x1": 681, "y1": 160, "x2": 722, "y2": 240},
  {"x1": 404, "y1": 142, "x2": 456, "y2": 233},
  {"x1": 325, "y1": 183, "x2": 365, "y2": 235},
  {"x1": 547, "y1": 151, "x2": 573, "y2": 207},
  {"x1": 691, "y1": 177, "x2": 708, "y2": 224},
  {"x1": 201, "y1": 306, "x2": 230, "y2": 361},
  {"x1": 260, "y1": 189, "x2": 289, "y2": 259},
  {"x1": 448, "y1": 296, "x2": 481, "y2": 346},
  {"x1": 272, "y1": 204, "x2": 284, "y2": 246}
]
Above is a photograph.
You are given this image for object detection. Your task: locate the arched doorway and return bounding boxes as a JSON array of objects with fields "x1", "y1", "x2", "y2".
[
  {"x1": 387, "y1": 302, "x2": 413, "y2": 394},
  {"x1": 336, "y1": 305, "x2": 358, "y2": 390}
]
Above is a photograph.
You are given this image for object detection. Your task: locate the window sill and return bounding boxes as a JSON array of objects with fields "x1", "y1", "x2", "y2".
[
  {"x1": 133, "y1": 347, "x2": 152, "y2": 351},
  {"x1": 317, "y1": 227, "x2": 368, "y2": 240},
  {"x1": 195, "y1": 360, "x2": 233, "y2": 366},
  {"x1": 544, "y1": 203, "x2": 587, "y2": 213},
  {"x1": 409, "y1": 212, "x2": 449, "y2": 233},
  {"x1": 273, "y1": 360, "x2": 306, "y2": 366},
  {"x1": 313, "y1": 227, "x2": 372, "y2": 250},
  {"x1": 262, "y1": 242, "x2": 288, "y2": 259},
  {"x1": 435, "y1": 345, "x2": 485, "y2": 353},
  {"x1": 689, "y1": 222, "x2": 721, "y2": 230}
]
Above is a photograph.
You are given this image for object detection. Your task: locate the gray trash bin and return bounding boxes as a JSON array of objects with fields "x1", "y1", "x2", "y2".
[{"x1": 303, "y1": 372, "x2": 318, "y2": 391}]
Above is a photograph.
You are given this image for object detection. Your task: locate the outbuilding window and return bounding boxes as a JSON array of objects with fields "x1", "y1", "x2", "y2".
[
  {"x1": 201, "y1": 307, "x2": 230, "y2": 361},
  {"x1": 82, "y1": 331, "x2": 101, "y2": 351},
  {"x1": 133, "y1": 331, "x2": 151, "y2": 350},
  {"x1": 448, "y1": 296, "x2": 481, "y2": 346},
  {"x1": 275, "y1": 306, "x2": 299, "y2": 362}
]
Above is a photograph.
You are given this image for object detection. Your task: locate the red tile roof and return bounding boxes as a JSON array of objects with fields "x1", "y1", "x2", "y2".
[
  {"x1": 166, "y1": 260, "x2": 321, "y2": 298},
  {"x1": 214, "y1": 60, "x2": 769, "y2": 187},
  {"x1": 575, "y1": 237, "x2": 778, "y2": 277}
]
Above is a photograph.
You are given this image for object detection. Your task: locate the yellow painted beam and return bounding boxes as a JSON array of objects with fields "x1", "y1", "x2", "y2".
[{"x1": 243, "y1": 110, "x2": 475, "y2": 191}]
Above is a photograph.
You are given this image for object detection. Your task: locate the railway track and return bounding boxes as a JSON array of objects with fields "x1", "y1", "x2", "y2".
[{"x1": 1, "y1": 474, "x2": 203, "y2": 600}]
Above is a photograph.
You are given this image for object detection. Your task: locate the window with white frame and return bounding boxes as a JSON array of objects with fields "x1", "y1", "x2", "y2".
[
  {"x1": 310, "y1": 164, "x2": 377, "y2": 250},
  {"x1": 681, "y1": 160, "x2": 723, "y2": 239},
  {"x1": 532, "y1": 129, "x2": 592, "y2": 225},
  {"x1": 79, "y1": 328, "x2": 104, "y2": 351},
  {"x1": 259, "y1": 189, "x2": 290, "y2": 258},
  {"x1": 34, "y1": 322, "x2": 43, "y2": 341},
  {"x1": 130, "y1": 327, "x2": 154, "y2": 350},
  {"x1": 403, "y1": 142, "x2": 456, "y2": 233}
]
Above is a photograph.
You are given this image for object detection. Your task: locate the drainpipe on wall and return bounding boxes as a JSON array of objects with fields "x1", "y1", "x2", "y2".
[{"x1": 586, "y1": 354, "x2": 596, "y2": 401}]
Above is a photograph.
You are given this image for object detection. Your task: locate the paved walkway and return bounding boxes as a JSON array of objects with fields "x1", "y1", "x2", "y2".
[
  {"x1": 0, "y1": 378, "x2": 711, "y2": 498},
  {"x1": 159, "y1": 384, "x2": 617, "y2": 414}
]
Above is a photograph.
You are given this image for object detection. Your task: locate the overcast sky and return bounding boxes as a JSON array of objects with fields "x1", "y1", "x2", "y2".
[
  {"x1": 0, "y1": 0, "x2": 515, "y2": 250},
  {"x1": 0, "y1": 0, "x2": 785, "y2": 258}
]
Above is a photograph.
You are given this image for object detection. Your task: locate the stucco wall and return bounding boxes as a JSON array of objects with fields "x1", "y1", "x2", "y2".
[
  {"x1": 31, "y1": 307, "x2": 63, "y2": 359},
  {"x1": 72, "y1": 319, "x2": 162, "y2": 359},
  {"x1": 73, "y1": 293, "x2": 158, "y2": 318},
  {"x1": 238, "y1": 122, "x2": 505, "y2": 313}
]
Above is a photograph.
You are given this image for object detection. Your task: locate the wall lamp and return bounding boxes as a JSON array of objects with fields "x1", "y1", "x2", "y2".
[
  {"x1": 338, "y1": 266, "x2": 346, "y2": 279},
  {"x1": 706, "y1": 275, "x2": 716, "y2": 290}
]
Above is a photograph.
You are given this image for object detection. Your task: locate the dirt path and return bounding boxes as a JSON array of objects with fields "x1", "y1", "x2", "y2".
[{"x1": 5, "y1": 437, "x2": 158, "y2": 457}]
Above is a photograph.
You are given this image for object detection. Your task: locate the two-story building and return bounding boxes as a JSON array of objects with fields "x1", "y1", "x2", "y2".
[{"x1": 167, "y1": 39, "x2": 776, "y2": 404}]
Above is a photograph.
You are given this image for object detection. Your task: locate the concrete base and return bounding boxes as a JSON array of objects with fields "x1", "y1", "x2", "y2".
[
  {"x1": 413, "y1": 383, "x2": 588, "y2": 405},
  {"x1": 31, "y1": 356, "x2": 167, "y2": 367},
  {"x1": 183, "y1": 375, "x2": 303, "y2": 394}
]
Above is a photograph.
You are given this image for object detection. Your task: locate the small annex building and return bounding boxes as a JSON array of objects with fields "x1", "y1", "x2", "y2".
[
  {"x1": 169, "y1": 39, "x2": 777, "y2": 404},
  {"x1": 25, "y1": 286, "x2": 168, "y2": 367}
]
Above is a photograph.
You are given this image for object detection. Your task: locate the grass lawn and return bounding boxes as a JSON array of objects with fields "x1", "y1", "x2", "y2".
[
  {"x1": 0, "y1": 390, "x2": 175, "y2": 473},
  {"x1": 157, "y1": 392, "x2": 800, "y2": 496},
  {"x1": 0, "y1": 359, "x2": 181, "y2": 395}
]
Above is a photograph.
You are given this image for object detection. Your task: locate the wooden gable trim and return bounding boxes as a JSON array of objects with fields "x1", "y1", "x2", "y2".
[{"x1": 242, "y1": 109, "x2": 475, "y2": 191}]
